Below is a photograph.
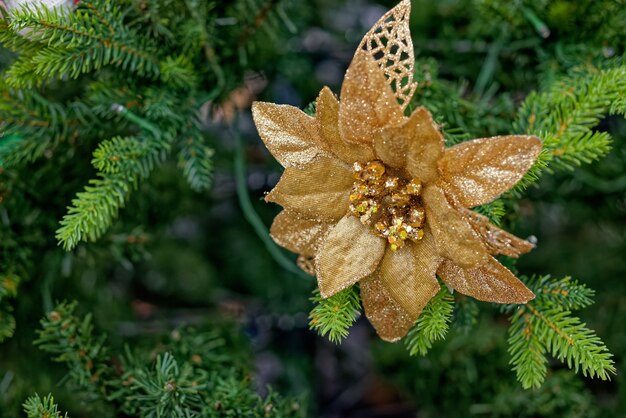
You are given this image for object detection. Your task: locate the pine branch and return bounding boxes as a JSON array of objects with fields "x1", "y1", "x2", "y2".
[
  {"x1": 35, "y1": 301, "x2": 113, "y2": 397},
  {"x1": 33, "y1": 302, "x2": 303, "y2": 417},
  {"x1": 56, "y1": 131, "x2": 172, "y2": 250},
  {"x1": 0, "y1": 83, "x2": 98, "y2": 169},
  {"x1": 54, "y1": 172, "x2": 133, "y2": 250},
  {"x1": 160, "y1": 55, "x2": 200, "y2": 91},
  {"x1": 506, "y1": 275, "x2": 615, "y2": 389},
  {"x1": 5, "y1": 1, "x2": 160, "y2": 87},
  {"x1": 405, "y1": 287, "x2": 454, "y2": 356},
  {"x1": 514, "y1": 65, "x2": 626, "y2": 189},
  {"x1": 23, "y1": 393, "x2": 69, "y2": 418},
  {"x1": 116, "y1": 352, "x2": 206, "y2": 417},
  {"x1": 309, "y1": 286, "x2": 361, "y2": 344},
  {"x1": 508, "y1": 311, "x2": 548, "y2": 390},
  {"x1": 177, "y1": 130, "x2": 214, "y2": 193},
  {"x1": 526, "y1": 275, "x2": 595, "y2": 311},
  {"x1": 0, "y1": 12, "x2": 44, "y2": 57},
  {"x1": 0, "y1": 88, "x2": 63, "y2": 167},
  {"x1": 91, "y1": 136, "x2": 166, "y2": 176}
]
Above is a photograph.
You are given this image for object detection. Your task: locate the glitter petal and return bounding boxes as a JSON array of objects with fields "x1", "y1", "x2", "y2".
[
  {"x1": 437, "y1": 257, "x2": 535, "y2": 304},
  {"x1": 265, "y1": 157, "x2": 354, "y2": 221},
  {"x1": 423, "y1": 185, "x2": 488, "y2": 268},
  {"x1": 357, "y1": 0, "x2": 417, "y2": 110},
  {"x1": 270, "y1": 211, "x2": 332, "y2": 257},
  {"x1": 339, "y1": 51, "x2": 404, "y2": 145},
  {"x1": 462, "y1": 208, "x2": 535, "y2": 258},
  {"x1": 316, "y1": 215, "x2": 386, "y2": 298},
  {"x1": 438, "y1": 135, "x2": 542, "y2": 208},
  {"x1": 405, "y1": 107, "x2": 445, "y2": 183},
  {"x1": 361, "y1": 272, "x2": 414, "y2": 342},
  {"x1": 378, "y1": 234, "x2": 441, "y2": 318},
  {"x1": 316, "y1": 87, "x2": 375, "y2": 163},
  {"x1": 372, "y1": 107, "x2": 445, "y2": 172},
  {"x1": 373, "y1": 119, "x2": 409, "y2": 168},
  {"x1": 252, "y1": 101, "x2": 329, "y2": 168}
]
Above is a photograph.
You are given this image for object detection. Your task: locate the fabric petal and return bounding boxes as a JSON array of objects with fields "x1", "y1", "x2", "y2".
[
  {"x1": 378, "y1": 233, "x2": 441, "y2": 318},
  {"x1": 339, "y1": 51, "x2": 404, "y2": 145},
  {"x1": 316, "y1": 215, "x2": 386, "y2": 298},
  {"x1": 316, "y1": 86, "x2": 375, "y2": 163},
  {"x1": 372, "y1": 119, "x2": 409, "y2": 169},
  {"x1": 360, "y1": 272, "x2": 414, "y2": 342},
  {"x1": 462, "y1": 209, "x2": 535, "y2": 258},
  {"x1": 437, "y1": 256, "x2": 535, "y2": 304},
  {"x1": 356, "y1": 0, "x2": 416, "y2": 111},
  {"x1": 252, "y1": 102, "x2": 329, "y2": 168},
  {"x1": 265, "y1": 157, "x2": 353, "y2": 221},
  {"x1": 270, "y1": 210, "x2": 332, "y2": 257},
  {"x1": 423, "y1": 185, "x2": 488, "y2": 268},
  {"x1": 402, "y1": 107, "x2": 445, "y2": 183},
  {"x1": 438, "y1": 135, "x2": 542, "y2": 207}
]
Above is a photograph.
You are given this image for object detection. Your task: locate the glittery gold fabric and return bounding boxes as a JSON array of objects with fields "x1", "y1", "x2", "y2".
[
  {"x1": 357, "y1": 0, "x2": 416, "y2": 111},
  {"x1": 251, "y1": 0, "x2": 543, "y2": 342}
]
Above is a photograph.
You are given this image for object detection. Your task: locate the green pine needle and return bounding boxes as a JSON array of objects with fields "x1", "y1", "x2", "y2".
[
  {"x1": 5, "y1": 1, "x2": 159, "y2": 88},
  {"x1": 56, "y1": 134, "x2": 172, "y2": 250},
  {"x1": 514, "y1": 65, "x2": 625, "y2": 190},
  {"x1": 527, "y1": 275, "x2": 595, "y2": 311},
  {"x1": 405, "y1": 286, "x2": 454, "y2": 356},
  {"x1": 32, "y1": 302, "x2": 303, "y2": 417},
  {"x1": 177, "y1": 131, "x2": 214, "y2": 192},
  {"x1": 120, "y1": 352, "x2": 206, "y2": 416},
  {"x1": 309, "y1": 286, "x2": 361, "y2": 344},
  {"x1": 507, "y1": 276, "x2": 615, "y2": 389},
  {"x1": 35, "y1": 301, "x2": 112, "y2": 396},
  {"x1": 23, "y1": 393, "x2": 69, "y2": 418}
]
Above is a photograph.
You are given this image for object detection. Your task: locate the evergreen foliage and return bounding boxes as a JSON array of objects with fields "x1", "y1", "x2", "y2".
[
  {"x1": 176, "y1": 128, "x2": 214, "y2": 193},
  {"x1": 32, "y1": 301, "x2": 304, "y2": 417},
  {"x1": 23, "y1": 393, "x2": 69, "y2": 418},
  {"x1": 35, "y1": 301, "x2": 112, "y2": 397},
  {"x1": 514, "y1": 65, "x2": 626, "y2": 189},
  {"x1": 308, "y1": 287, "x2": 360, "y2": 344},
  {"x1": 405, "y1": 287, "x2": 455, "y2": 356},
  {"x1": 0, "y1": 84, "x2": 92, "y2": 168},
  {"x1": 4, "y1": 2, "x2": 160, "y2": 86},
  {"x1": 505, "y1": 275, "x2": 615, "y2": 389},
  {"x1": 0, "y1": 0, "x2": 303, "y2": 252},
  {"x1": 56, "y1": 131, "x2": 173, "y2": 250},
  {"x1": 0, "y1": 0, "x2": 624, "y2": 415}
]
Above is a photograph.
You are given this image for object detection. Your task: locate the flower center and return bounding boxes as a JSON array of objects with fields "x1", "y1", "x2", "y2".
[{"x1": 348, "y1": 160, "x2": 425, "y2": 251}]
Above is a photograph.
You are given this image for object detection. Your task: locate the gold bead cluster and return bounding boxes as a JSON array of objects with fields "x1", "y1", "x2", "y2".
[{"x1": 348, "y1": 160, "x2": 426, "y2": 251}]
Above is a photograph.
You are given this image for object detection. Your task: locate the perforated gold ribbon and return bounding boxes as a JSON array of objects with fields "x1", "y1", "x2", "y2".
[{"x1": 253, "y1": 0, "x2": 542, "y2": 342}]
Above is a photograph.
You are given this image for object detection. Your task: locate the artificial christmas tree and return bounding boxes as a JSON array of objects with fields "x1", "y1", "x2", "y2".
[{"x1": 0, "y1": 0, "x2": 624, "y2": 416}]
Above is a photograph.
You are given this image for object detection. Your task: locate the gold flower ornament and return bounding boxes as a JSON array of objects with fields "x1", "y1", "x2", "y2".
[{"x1": 252, "y1": 0, "x2": 542, "y2": 341}]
